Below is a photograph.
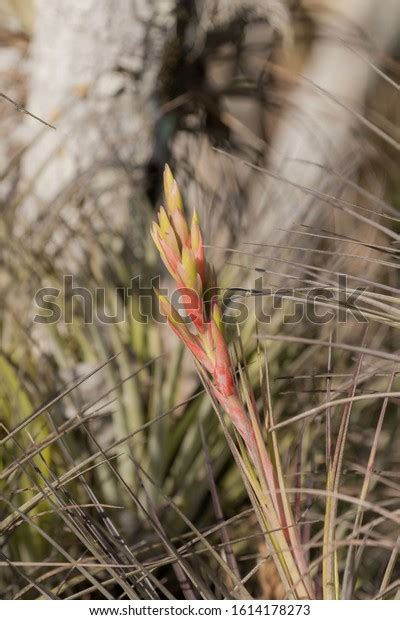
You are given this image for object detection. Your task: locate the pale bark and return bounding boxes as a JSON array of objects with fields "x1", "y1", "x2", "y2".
[
  {"x1": 20, "y1": 0, "x2": 400, "y2": 254},
  {"x1": 21, "y1": 0, "x2": 175, "y2": 255},
  {"x1": 248, "y1": 0, "x2": 400, "y2": 244}
]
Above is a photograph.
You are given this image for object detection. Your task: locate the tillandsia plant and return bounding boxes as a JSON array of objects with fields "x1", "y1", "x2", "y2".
[{"x1": 152, "y1": 166, "x2": 315, "y2": 599}]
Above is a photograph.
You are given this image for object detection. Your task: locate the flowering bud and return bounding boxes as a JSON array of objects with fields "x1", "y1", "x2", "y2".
[
  {"x1": 191, "y1": 210, "x2": 206, "y2": 286},
  {"x1": 158, "y1": 206, "x2": 170, "y2": 236},
  {"x1": 181, "y1": 246, "x2": 199, "y2": 291},
  {"x1": 163, "y1": 165, "x2": 183, "y2": 213}
]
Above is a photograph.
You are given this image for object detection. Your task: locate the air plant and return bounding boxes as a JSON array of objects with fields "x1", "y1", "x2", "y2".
[{"x1": 151, "y1": 165, "x2": 315, "y2": 599}]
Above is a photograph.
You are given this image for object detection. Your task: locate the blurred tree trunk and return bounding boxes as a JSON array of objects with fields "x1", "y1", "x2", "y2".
[
  {"x1": 21, "y1": 0, "x2": 176, "y2": 259},
  {"x1": 20, "y1": 0, "x2": 400, "y2": 256},
  {"x1": 248, "y1": 0, "x2": 400, "y2": 244}
]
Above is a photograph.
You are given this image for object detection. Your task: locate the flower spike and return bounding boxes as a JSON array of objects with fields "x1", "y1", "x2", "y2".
[
  {"x1": 151, "y1": 165, "x2": 315, "y2": 600},
  {"x1": 152, "y1": 166, "x2": 258, "y2": 448}
]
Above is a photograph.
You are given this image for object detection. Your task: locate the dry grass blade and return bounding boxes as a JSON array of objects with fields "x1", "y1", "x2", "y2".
[
  {"x1": 200, "y1": 424, "x2": 241, "y2": 581},
  {"x1": 0, "y1": 91, "x2": 56, "y2": 130},
  {"x1": 342, "y1": 367, "x2": 396, "y2": 598}
]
